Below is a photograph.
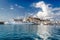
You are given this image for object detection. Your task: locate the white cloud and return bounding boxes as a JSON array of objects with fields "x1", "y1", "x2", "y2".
[
  {"x1": 15, "y1": 4, "x2": 18, "y2": 6},
  {"x1": 15, "y1": 4, "x2": 24, "y2": 8},
  {"x1": 18, "y1": 5, "x2": 24, "y2": 8},
  {"x1": 10, "y1": 4, "x2": 24, "y2": 10},
  {"x1": 10, "y1": 7, "x2": 14, "y2": 10},
  {"x1": 52, "y1": 7, "x2": 60, "y2": 11},
  {"x1": 31, "y1": 1, "x2": 60, "y2": 20},
  {"x1": 32, "y1": 1, "x2": 51, "y2": 19},
  {"x1": 10, "y1": 5, "x2": 14, "y2": 10}
]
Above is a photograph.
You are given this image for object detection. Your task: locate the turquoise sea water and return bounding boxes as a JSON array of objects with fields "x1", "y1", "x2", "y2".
[{"x1": 0, "y1": 24, "x2": 60, "y2": 40}]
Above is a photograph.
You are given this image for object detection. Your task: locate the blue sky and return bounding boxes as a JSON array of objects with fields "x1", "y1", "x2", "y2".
[{"x1": 0, "y1": 0, "x2": 60, "y2": 21}]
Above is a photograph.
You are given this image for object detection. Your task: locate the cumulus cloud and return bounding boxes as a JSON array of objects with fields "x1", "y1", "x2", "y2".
[
  {"x1": 31, "y1": 1, "x2": 60, "y2": 20},
  {"x1": 32, "y1": 1, "x2": 51, "y2": 19}
]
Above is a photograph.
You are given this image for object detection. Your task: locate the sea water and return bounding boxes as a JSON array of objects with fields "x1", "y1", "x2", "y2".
[{"x1": 0, "y1": 24, "x2": 60, "y2": 40}]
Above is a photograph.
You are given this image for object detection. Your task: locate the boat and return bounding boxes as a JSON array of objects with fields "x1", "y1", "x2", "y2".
[{"x1": 0, "y1": 21, "x2": 4, "y2": 24}]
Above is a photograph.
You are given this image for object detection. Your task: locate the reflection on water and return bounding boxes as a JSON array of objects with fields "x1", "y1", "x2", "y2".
[
  {"x1": 0, "y1": 24, "x2": 60, "y2": 40},
  {"x1": 37, "y1": 25, "x2": 50, "y2": 40}
]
